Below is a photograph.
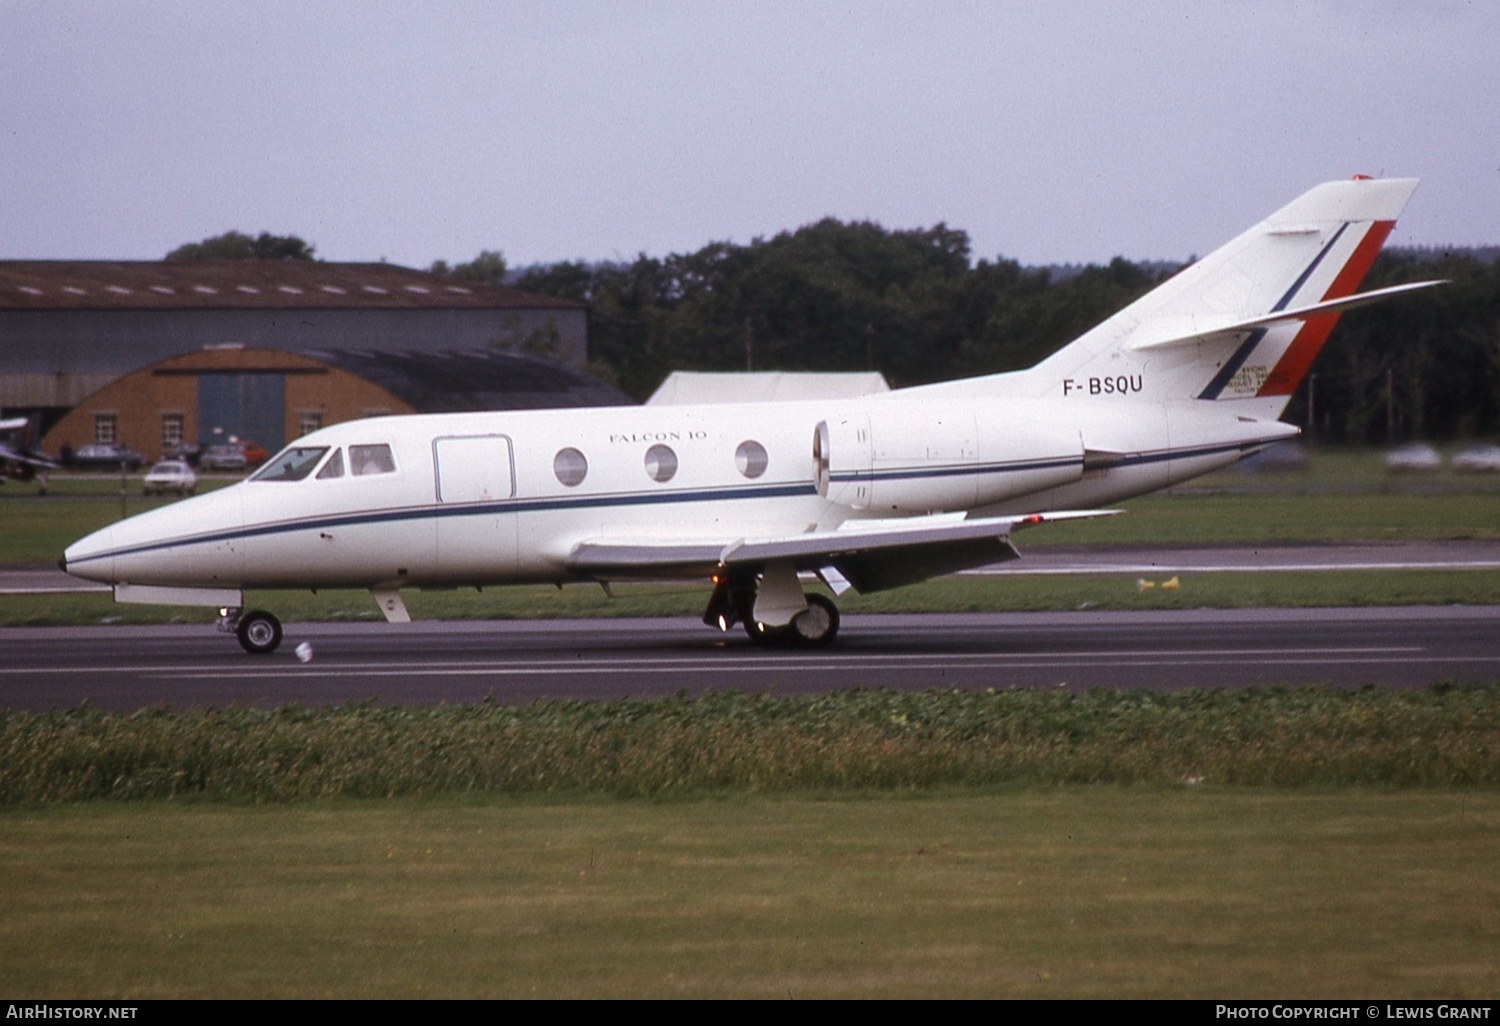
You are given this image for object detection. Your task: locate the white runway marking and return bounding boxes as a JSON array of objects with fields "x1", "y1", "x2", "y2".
[
  {"x1": 969, "y1": 561, "x2": 1500, "y2": 575},
  {"x1": 138, "y1": 645, "x2": 1445, "y2": 680}
]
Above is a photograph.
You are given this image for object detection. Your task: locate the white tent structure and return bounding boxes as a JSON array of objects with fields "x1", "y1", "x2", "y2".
[{"x1": 647, "y1": 371, "x2": 890, "y2": 406}]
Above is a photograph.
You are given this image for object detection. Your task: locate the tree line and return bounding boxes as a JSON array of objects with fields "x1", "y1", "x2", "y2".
[
  {"x1": 495, "y1": 224, "x2": 1500, "y2": 444},
  {"x1": 170, "y1": 225, "x2": 1500, "y2": 442}
]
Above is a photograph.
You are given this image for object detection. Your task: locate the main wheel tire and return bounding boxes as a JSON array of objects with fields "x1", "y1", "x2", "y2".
[
  {"x1": 236, "y1": 610, "x2": 283, "y2": 655},
  {"x1": 789, "y1": 593, "x2": 840, "y2": 646},
  {"x1": 744, "y1": 618, "x2": 788, "y2": 647}
]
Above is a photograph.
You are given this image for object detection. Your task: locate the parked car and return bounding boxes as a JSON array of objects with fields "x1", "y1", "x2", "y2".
[
  {"x1": 1453, "y1": 443, "x2": 1500, "y2": 473},
  {"x1": 199, "y1": 444, "x2": 248, "y2": 472},
  {"x1": 1384, "y1": 442, "x2": 1441, "y2": 473},
  {"x1": 69, "y1": 443, "x2": 145, "y2": 471},
  {"x1": 164, "y1": 441, "x2": 202, "y2": 467},
  {"x1": 238, "y1": 440, "x2": 270, "y2": 466},
  {"x1": 142, "y1": 460, "x2": 198, "y2": 496}
]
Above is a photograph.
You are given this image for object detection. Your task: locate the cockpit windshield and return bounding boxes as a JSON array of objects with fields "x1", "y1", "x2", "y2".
[{"x1": 251, "y1": 446, "x2": 330, "y2": 482}]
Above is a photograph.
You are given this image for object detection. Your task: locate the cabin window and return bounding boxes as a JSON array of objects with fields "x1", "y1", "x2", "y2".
[
  {"x1": 252, "y1": 446, "x2": 330, "y2": 482},
  {"x1": 553, "y1": 447, "x2": 588, "y2": 487},
  {"x1": 735, "y1": 440, "x2": 768, "y2": 479},
  {"x1": 644, "y1": 444, "x2": 677, "y2": 483},
  {"x1": 349, "y1": 443, "x2": 396, "y2": 477},
  {"x1": 316, "y1": 448, "x2": 345, "y2": 479}
]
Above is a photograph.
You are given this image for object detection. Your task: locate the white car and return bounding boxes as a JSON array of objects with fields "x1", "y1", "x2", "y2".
[
  {"x1": 1385, "y1": 442, "x2": 1441, "y2": 473},
  {"x1": 143, "y1": 460, "x2": 198, "y2": 496},
  {"x1": 1453, "y1": 443, "x2": 1500, "y2": 473}
]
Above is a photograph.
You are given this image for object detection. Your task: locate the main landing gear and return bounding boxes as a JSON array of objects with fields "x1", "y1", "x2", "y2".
[
  {"x1": 703, "y1": 564, "x2": 842, "y2": 647},
  {"x1": 218, "y1": 607, "x2": 283, "y2": 655}
]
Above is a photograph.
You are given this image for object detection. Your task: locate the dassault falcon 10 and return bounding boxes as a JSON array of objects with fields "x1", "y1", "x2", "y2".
[{"x1": 63, "y1": 177, "x2": 1440, "y2": 653}]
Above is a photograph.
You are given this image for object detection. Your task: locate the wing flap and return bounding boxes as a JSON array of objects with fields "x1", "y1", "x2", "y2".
[{"x1": 563, "y1": 509, "x2": 1119, "y2": 590}]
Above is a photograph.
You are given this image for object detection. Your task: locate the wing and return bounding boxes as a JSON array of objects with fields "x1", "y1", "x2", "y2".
[
  {"x1": 564, "y1": 509, "x2": 1118, "y2": 593},
  {"x1": 0, "y1": 441, "x2": 60, "y2": 471}
]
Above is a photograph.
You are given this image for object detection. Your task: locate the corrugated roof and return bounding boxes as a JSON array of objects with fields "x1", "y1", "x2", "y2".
[
  {"x1": 303, "y1": 349, "x2": 633, "y2": 412},
  {"x1": 0, "y1": 261, "x2": 585, "y2": 312}
]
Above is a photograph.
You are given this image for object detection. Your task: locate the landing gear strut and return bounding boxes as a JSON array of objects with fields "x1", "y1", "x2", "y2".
[
  {"x1": 218, "y1": 607, "x2": 284, "y2": 655},
  {"x1": 704, "y1": 572, "x2": 841, "y2": 647}
]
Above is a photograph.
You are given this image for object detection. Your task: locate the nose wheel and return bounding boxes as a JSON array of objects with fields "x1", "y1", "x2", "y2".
[{"x1": 235, "y1": 610, "x2": 283, "y2": 655}]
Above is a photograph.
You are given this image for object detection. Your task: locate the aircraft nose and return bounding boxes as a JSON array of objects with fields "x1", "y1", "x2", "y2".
[{"x1": 62, "y1": 524, "x2": 116, "y2": 584}]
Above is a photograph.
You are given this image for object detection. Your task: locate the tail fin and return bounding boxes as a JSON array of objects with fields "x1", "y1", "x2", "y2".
[{"x1": 1020, "y1": 177, "x2": 1437, "y2": 417}]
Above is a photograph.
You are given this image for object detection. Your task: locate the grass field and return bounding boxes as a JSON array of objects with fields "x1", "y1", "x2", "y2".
[
  {"x1": 2, "y1": 791, "x2": 1496, "y2": 998},
  {"x1": 3, "y1": 568, "x2": 1499, "y2": 629}
]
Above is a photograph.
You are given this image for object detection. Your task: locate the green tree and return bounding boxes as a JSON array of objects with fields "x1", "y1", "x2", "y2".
[
  {"x1": 166, "y1": 231, "x2": 316, "y2": 261},
  {"x1": 438, "y1": 250, "x2": 509, "y2": 286}
]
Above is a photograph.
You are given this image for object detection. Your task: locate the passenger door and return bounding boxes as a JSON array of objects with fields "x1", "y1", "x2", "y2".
[{"x1": 432, "y1": 434, "x2": 518, "y2": 583}]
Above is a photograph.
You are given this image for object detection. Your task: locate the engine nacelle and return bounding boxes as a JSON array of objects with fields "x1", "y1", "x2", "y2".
[{"x1": 815, "y1": 402, "x2": 1084, "y2": 513}]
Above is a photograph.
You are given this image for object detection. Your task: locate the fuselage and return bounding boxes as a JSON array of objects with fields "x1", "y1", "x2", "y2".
[{"x1": 61, "y1": 389, "x2": 1292, "y2": 593}]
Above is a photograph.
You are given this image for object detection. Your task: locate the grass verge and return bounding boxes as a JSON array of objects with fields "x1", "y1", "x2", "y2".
[
  {"x1": 4, "y1": 568, "x2": 1497, "y2": 628},
  {"x1": 4, "y1": 685, "x2": 1497, "y2": 803},
  {"x1": 2, "y1": 790, "x2": 1497, "y2": 997}
]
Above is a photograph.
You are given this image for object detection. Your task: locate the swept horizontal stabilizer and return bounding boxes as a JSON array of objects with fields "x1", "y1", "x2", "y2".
[{"x1": 1127, "y1": 279, "x2": 1446, "y2": 351}]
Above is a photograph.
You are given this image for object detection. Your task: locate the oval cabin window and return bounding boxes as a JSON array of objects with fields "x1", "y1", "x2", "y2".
[
  {"x1": 644, "y1": 444, "x2": 678, "y2": 483},
  {"x1": 735, "y1": 440, "x2": 768, "y2": 479},
  {"x1": 553, "y1": 447, "x2": 588, "y2": 487}
]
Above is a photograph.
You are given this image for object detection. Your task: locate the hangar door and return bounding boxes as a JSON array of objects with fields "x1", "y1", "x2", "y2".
[
  {"x1": 197, "y1": 373, "x2": 284, "y2": 450},
  {"x1": 432, "y1": 434, "x2": 517, "y2": 581}
]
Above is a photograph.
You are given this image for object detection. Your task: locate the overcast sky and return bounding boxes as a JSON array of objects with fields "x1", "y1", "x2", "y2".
[{"x1": 4, "y1": 1, "x2": 1497, "y2": 271}]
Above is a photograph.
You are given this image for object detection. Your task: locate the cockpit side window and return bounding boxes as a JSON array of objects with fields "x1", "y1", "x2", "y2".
[
  {"x1": 349, "y1": 443, "x2": 396, "y2": 476},
  {"x1": 251, "y1": 446, "x2": 329, "y2": 482},
  {"x1": 316, "y1": 448, "x2": 345, "y2": 480}
]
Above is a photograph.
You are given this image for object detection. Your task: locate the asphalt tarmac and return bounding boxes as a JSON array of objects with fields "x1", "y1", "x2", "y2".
[{"x1": 3, "y1": 605, "x2": 1497, "y2": 711}]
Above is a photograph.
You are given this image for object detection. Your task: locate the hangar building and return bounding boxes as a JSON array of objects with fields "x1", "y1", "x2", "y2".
[
  {"x1": 1, "y1": 259, "x2": 589, "y2": 410},
  {"x1": 41, "y1": 346, "x2": 631, "y2": 461},
  {"x1": 0, "y1": 260, "x2": 621, "y2": 459}
]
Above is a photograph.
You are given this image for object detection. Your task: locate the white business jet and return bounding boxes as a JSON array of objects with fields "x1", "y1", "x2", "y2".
[{"x1": 62, "y1": 177, "x2": 1439, "y2": 653}]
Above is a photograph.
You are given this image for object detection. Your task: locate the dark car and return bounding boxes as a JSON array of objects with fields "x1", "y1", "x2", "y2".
[
  {"x1": 164, "y1": 441, "x2": 202, "y2": 467},
  {"x1": 199, "y1": 444, "x2": 248, "y2": 472},
  {"x1": 70, "y1": 443, "x2": 145, "y2": 471}
]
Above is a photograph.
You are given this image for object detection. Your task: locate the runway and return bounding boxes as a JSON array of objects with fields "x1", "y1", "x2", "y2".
[{"x1": 2, "y1": 605, "x2": 1497, "y2": 711}]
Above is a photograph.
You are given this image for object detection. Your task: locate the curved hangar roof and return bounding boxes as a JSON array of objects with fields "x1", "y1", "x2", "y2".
[
  {"x1": 304, "y1": 348, "x2": 632, "y2": 412},
  {"x1": 0, "y1": 260, "x2": 584, "y2": 313}
]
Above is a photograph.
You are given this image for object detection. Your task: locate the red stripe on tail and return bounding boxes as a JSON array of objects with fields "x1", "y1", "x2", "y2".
[{"x1": 1257, "y1": 219, "x2": 1395, "y2": 396}]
